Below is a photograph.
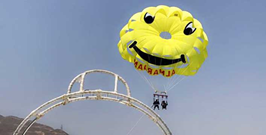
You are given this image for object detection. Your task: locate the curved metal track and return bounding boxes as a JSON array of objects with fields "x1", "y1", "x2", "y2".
[{"x1": 13, "y1": 69, "x2": 172, "y2": 135}]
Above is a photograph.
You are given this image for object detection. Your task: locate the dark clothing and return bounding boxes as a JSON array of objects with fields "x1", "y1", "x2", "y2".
[
  {"x1": 161, "y1": 101, "x2": 168, "y2": 110},
  {"x1": 153, "y1": 100, "x2": 160, "y2": 110},
  {"x1": 154, "y1": 105, "x2": 159, "y2": 110}
]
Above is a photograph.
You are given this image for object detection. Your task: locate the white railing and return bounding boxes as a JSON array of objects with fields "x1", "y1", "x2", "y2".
[{"x1": 13, "y1": 69, "x2": 172, "y2": 135}]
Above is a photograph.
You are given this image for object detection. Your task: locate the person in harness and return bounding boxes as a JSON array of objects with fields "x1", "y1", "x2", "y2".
[
  {"x1": 153, "y1": 99, "x2": 160, "y2": 110},
  {"x1": 161, "y1": 100, "x2": 168, "y2": 110}
]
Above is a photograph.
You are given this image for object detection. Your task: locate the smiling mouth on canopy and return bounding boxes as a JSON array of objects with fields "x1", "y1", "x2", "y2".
[{"x1": 129, "y1": 41, "x2": 186, "y2": 66}]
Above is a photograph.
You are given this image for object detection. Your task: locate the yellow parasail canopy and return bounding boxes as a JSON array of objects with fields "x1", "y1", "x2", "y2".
[{"x1": 118, "y1": 5, "x2": 208, "y2": 77}]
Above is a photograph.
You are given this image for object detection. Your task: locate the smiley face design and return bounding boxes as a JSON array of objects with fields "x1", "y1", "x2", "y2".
[{"x1": 118, "y1": 5, "x2": 208, "y2": 77}]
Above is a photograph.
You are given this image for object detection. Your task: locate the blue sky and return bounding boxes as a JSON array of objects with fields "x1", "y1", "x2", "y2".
[{"x1": 0, "y1": 0, "x2": 266, "y2": 135}]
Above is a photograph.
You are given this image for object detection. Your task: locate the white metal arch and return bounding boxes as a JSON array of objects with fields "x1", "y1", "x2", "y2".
[{"x1": 13, "y1": 69, "x2": 172, "y2": 135}]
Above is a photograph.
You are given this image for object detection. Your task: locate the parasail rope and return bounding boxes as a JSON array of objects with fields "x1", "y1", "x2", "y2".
[
  {"x1": 126, "y1": 104, "x2": 153, "y2": 135},
  {"x1": 167, "y1": 77, "x2": 187, "y2": 92},
  {"x1": 135, "y1": 69, "x2": 156, "y2": 91},
  {"x1": 166, "y1": 62, "x2": 194, "y2": 91},
  {"x1": 126, "y1": 113, "x2": 145, "y2": 135},
  {"x1": 165, "y1": 64, "x2": 185, "y2": 91}
]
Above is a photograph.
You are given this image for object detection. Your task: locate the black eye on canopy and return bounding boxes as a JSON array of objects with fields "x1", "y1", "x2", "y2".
[
  {"x1": 184, "y1": 22, "x2": 196, "y2": 35},
  {"x1": 144, "y1": 12, "x2": 155, "y2": 24}
]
